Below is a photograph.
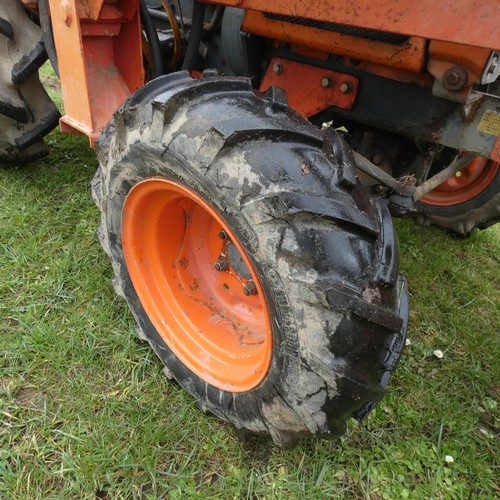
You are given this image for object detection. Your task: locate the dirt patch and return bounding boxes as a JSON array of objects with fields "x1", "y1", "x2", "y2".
[
  {"x1": 15, "y1": 386, "x2": 46, "y2": 410},
  {"x1": 362, "y1": 287, "x2": 381, "y2": 302},
  {"x1": 0, "y1": 376, "x2": 15, "y2": 391}
]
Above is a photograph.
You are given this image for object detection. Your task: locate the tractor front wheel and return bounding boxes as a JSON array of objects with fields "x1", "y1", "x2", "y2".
[{"x1": 93, "y1": 73, "x2": 408, "y2": 447}]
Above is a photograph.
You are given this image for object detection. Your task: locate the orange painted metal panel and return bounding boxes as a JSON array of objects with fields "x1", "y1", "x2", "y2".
[
  {"x1": 243, "y1": 11, "x2": 426, "y2": 73},
  {"x1": 49, "y1": 0, "x2": 93, "y2": 135},
  {"x1": 48, "y1": 0, "x2": 144, "y2": 144},
  {"x1": 260, "y1": 58, "x2": 358, "y2": 117},
  {"x1": 206, "y1": 0, "x2": 500, "y2": 50},
  {"x1": 428, "y1": 40, "x2": 491, "y2": 84}
]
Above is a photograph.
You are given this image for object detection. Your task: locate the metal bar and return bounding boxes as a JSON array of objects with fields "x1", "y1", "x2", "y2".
[
  {"x1": 413, "y1": 153, "x2": 477, "y2": 201},
  {"x1": 353, "y1": 151, "x2": 413, "y2": 196}
]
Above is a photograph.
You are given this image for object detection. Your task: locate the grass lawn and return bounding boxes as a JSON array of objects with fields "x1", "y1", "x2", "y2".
[{"x1": 0, "y1": 67, "x2": 498, "y2": 498}]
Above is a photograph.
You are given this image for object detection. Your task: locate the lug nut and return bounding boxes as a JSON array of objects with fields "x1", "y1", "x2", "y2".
[
  {"x1": 214, "y1": 257, "x2": 229, "y2": 272},
  {"x1": 339, "y1": 82, "x2": 353, "y2": 94},
  {"x1": 321, "y1": 76, "x2": 333, "y2": 88},
  {"x1": 218, "y1": 230, "x2": 228, "y2": 240},
  {"x1": 272, "y1": 62, "x2": 283, "y2": 75},
  {"x1": 243, "y1": 281, "x2": 257, "y2": 296}
]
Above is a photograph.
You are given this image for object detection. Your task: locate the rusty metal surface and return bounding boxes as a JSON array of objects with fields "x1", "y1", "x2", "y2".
[
  {"x1": 206, "y1": 0, "x2": 500, "y2": 50},
  {"x1": 243, "y1": 11, "x2": 426, "y2": 73},
  {"x1": 77, "y1": 0, "x2": 105, "y2": 20},
  {"x1": 300, "y1": 52, "x2": 500, "y2": 160}
]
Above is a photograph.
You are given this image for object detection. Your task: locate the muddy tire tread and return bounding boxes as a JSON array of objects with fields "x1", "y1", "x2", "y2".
[
  {"x1": 94, "y1": 73, "x2": 408, "y2": 447},
  {"x1": 0, "y1": 0, "x2": 59, "y2": 164}
]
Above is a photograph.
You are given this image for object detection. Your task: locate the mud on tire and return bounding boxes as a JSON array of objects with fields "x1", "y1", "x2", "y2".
[
  {"x1": 0, "y1": 0, "x2": 60, "y2": 164},
  {"x1": 93, "y1": 72, "x2": 409, "y2": 447}
]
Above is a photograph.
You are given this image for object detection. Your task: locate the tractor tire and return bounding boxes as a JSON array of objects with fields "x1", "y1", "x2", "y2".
[
  {"x1": 93, "y1": 72, "x2": 409, "y2": 447},
  {"x1": 0, "y1": 0, "x2": 60, "y2": 164},
  {"x1": 416, "y1": 157, "x2": 499, "y2": 236}
]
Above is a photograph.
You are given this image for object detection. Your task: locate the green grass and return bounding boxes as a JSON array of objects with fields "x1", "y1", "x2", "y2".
[{"x1": 1, "y1": 70, "x2": 498, "y2": 497}]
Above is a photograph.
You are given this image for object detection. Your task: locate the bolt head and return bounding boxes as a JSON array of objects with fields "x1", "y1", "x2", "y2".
[
  {"x1": 442, "y1": 66, "x2": 468, "y2": 91},
  {"x1": 321, "y1": 76, "x2": 333, "y2": 88},
  {"x1": 339, "y1": 82, "x2": 353, "y2": 94},
  {"x1": 215, "y1": 257, "x2": 229, "y2": 272},
  {"x1": 243, "y1": 281, "x2": 257, "y2": 296},
  {"x1": 272, "y1": 63, "x2": 283, "y2": 75},
  {"x1": 218, "y1": 230, "x2": 227, "y2": 240}
]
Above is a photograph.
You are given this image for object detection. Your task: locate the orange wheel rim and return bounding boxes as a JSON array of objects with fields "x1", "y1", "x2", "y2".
[
  {"x1": 420, "y1": 157, "x2": 499, "y2": 207},
  {"x1": 122, "y1": 179, "x2": 272, "y2": 392}
]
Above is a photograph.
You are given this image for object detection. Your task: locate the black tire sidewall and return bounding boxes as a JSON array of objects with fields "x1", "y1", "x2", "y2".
[{"x1": 104, "y1": 146, "x2": 301, "y2": 428}]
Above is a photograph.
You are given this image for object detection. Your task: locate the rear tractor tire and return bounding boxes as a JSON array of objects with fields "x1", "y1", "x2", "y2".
[
  {"x1": 0, "y1": 0, "x2": 60, "y2": 164},
  {"x1": 94, "y1": 72, "x2": 409, "y2": 447},
  {"x1": 417, "y1": 156, "x2": 499, "y2": 236}
]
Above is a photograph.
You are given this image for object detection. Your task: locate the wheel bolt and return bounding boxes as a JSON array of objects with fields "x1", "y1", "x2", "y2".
[
  {"x1": 214, "y1": 257, "x2": 229, "y2": 272},
  {"x1": 272, "y1": 63, "x2": 283, "y2": 75},
  {"x1": 339, "y1": 82, "x2": 353, "y2": 94},
  {"x1": 321, "y1": 76, "x2": 333, "y2": 88},
  {"x1": 243, "y1": 281, "x2": 257, "y2": 296},
  {"x1": 218, "y1": 230, "x2": 228, "y2": 240}
]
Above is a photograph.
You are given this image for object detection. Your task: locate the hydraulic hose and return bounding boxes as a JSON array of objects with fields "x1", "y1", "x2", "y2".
[
  {"x1": 181, "y1": 0, "x2": 205, "y2": 71},
  {"x1": 160, "y1": 0, "x2": 182, "y2": 70},
  {"x1": 139, "y1": 0, "x2": 163, "y2": 78}
]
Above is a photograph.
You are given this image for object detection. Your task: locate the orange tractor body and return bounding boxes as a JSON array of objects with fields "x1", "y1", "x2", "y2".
[{"x1": 21, "y1": 0, "x2": 499, "y2": 161}]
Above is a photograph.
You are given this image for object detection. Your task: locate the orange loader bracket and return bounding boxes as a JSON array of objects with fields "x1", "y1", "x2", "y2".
[
  {"x1": 260, "y1": 59, "x2": 359, "y2": 118},
  {"x1": 48, "y1": 0, "x2": 144, "y2": 145}
]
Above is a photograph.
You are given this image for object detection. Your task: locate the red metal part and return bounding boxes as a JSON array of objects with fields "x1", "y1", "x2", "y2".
[
  {"x1": 419, "y1": 158, "x2": 499, "y2": 206},
  {"x1": 48, "y1": 0, "x2": 144, "y2": 145},
  {"x1": 206, "y1": 0, "x2": 499, "y2": 50},
  {"x1": 346, "y1": 60, "x2": 434, "y2": 89},
  {"x1": 260, "y1": 59, "x2": 358, "y2": 118},
  {"x1": 243, "y1": 11, "x2": 426, "y2": 73}
]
